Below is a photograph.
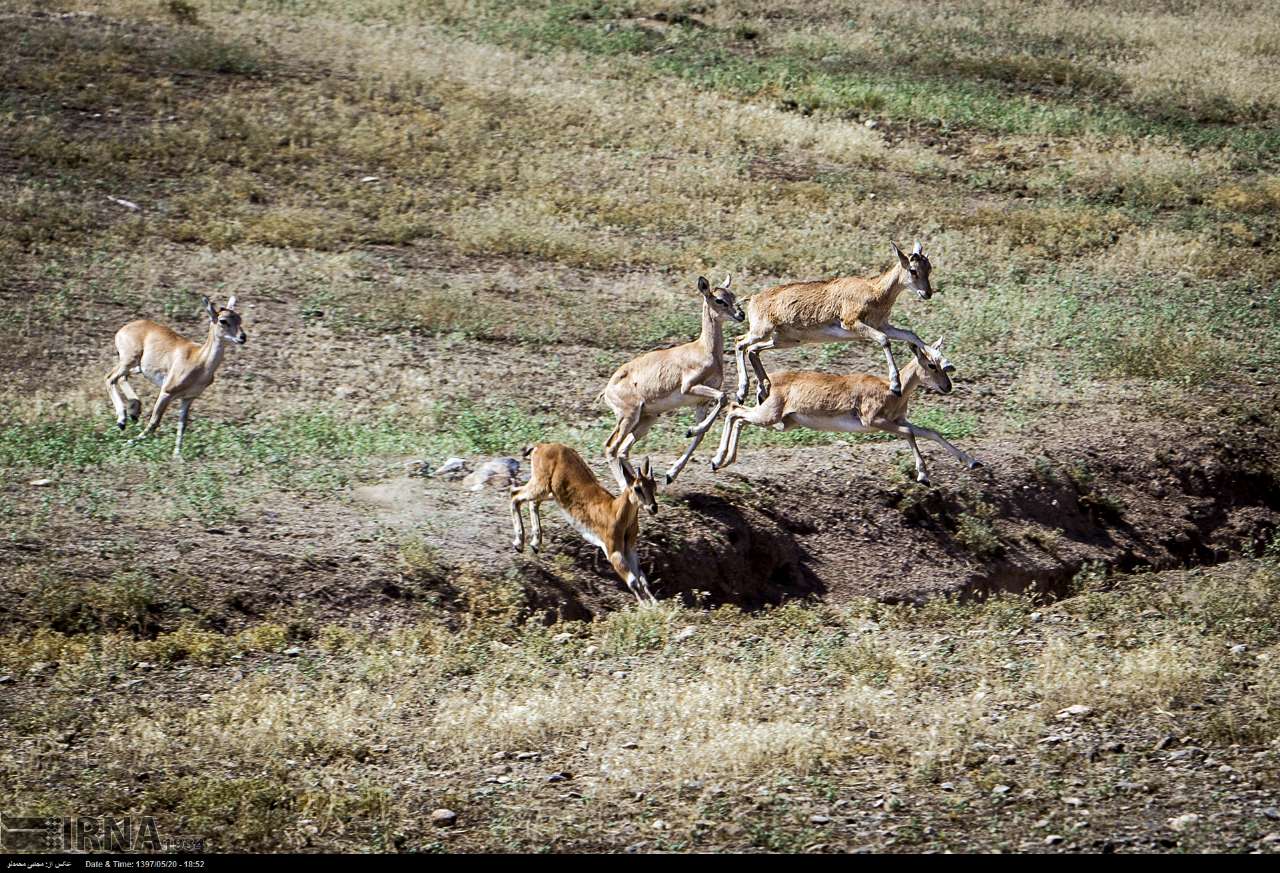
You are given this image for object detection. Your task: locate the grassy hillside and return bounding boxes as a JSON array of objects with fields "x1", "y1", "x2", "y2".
[{"x1": 2, "y1": 0, "x2": 1279, "y2": 853}]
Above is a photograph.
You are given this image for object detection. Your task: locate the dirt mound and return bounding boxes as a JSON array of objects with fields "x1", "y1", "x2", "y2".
[{"x1": 384, "y1": 420, "x2": 1278, "y2": 619}]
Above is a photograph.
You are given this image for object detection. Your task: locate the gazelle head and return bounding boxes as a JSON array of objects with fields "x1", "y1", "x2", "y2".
[
  {"x1": 204, "y1": 295, "x2": 247, "y2": 346},
  {"x1": 912, "y1": 337, "x2": 956, "y2": 394},
  {"x1": 697, "y1": 274, "x2": 744, "y2": 323},
  {"x1": 622, "y1": 457, "x2": 660, "y2": 515},
  {"x1": 892, "y1": 240, "x2": 933, "y2": 300}
]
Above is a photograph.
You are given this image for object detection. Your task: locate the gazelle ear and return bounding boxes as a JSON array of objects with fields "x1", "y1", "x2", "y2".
[
  {"x1": 226, "y1": 295, "x2": 238, "y2": 311},
  {"x1": 203, "y1": 296, "x2": 217, "y2": 320},
  {"x1": 641, "y1": 457, "x2": 652, "y2": 478},
  {"x1": 912, "y1": 240, "x2": 923, "y2": 255},
  {"x1": 933, "y1": 336, "x2": 946, "y2": 350},
  {"x1": 891, "y1": 241, "x2": 909, "y2": 268},
  {"x1": 718, "y1": 274, "x2": 732, "y2": 290},
  {"x1": 697, "y1": 276, "x2": 711, "y2": 295}
]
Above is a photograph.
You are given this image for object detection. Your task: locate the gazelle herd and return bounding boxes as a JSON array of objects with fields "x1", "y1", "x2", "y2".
[{"x1": 105, "y1": 241, "x2": 979, "y2": 604}]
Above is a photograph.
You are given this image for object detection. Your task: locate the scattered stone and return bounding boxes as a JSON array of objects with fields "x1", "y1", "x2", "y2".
[
  {"x1": 1030, "y1": 612, "x2": 1042, "y2": 622},
  {"x1": 940, "y1": 782, "x2": 955, "y2": 792},
  {"x1": 652, "y1": 819, "x2": 668, "y2": 830},
  {"x1": 672, "y1": 626, "x2": 697, "y2": 643},
  {"x1": 864, "y1": 119, "x2": 879, "y2": 129},
  {"x1": 810, "y1": 815, "x2": 831, "y2": 825},
  {"x1": 430, "y1": 809, "x2": 457, "y2": 827},
  {"x1": 1100, "y1": 741, "x2": 1125, "y2": 754},
  {"x1": 283, "y1": 646, "x2": 303, "y2": 656},
  {"x1": 1056, "y1": 704, "x2": 1092, "y2": 720},
  {"x1": 992, "y1": 784, "x2": 1011, "y2": 795},
  {"x1": 1230, "y1": 644, "x2": 1248, "y2": 655},
  {"x1": 1167, "y1": 813, "x2": 1200, "y2": 832},
  {"x1": 546, "y1": 772, "x2": 571, "y2": 783},
  {"x1": 621, "y1": 742, "x2": 639, "y2": 750},
  {"x1": 432, "y1": 457, "x2": 469, "y2": 479},
  {"x1": 552, "y1": 632, "x2": 573, "y2": 645},
  {"x1": 1063, "y1": 797, "x2": 1084, "y2": 807},
  {"x1": 515, "y1": 751, "x2": 541, "y2": 761},
  {"x1": 28, "y1": 478, "x2": 53, "y2": 487},
  {"x1": 1155, "y1": 734, "x2": 1176, "y2": 751},
  {"x1": 491, "y1": 751, "x2": 509, "y2": 761},
  {"x1": 1038, "y1": 734, "x2": 1066, "y2": 746},
  {"x1": 0, "y1": 676, "x2": 12, "y2": 685},
  {"x1": 583, "y1": 645, "x2": 598, "y2": 657},
  {"x1": 1260, "y1": 832, "x2": 1280, "y2": 844},
  {"x1": 1261, "y1": 808, "x2": 1280, "y2": 821},
  {"x1": 360, "y1": 175, "x2": 380, "y2": 183},
  {"x1": 1045, "y1": 834, "x2": 1064, "y2": 846},
  {"x1": 462, "y1": 458, "x2": 520, "y2": 492},
  {"x1": 612, "y1": 670, "x2": 629, "y2": 679}
]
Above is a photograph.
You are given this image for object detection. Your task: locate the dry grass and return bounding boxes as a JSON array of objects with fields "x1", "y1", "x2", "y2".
[{"x1": 5, "y1": 561, "x2": 1279, "y2": 850}]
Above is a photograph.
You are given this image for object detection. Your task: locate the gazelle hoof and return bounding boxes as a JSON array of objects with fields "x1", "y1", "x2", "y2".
[
  {"x1": 917, "y1": 475, "x2": 931, "y2": 486},
  {"x1": 968, "y1": 459, "x2": 983, "y2": 470},
  {"x1": 664, "y1": 473, "x2": 675, "y2": 485},
  {"x1": 117, "y1": 420, "x2": 127, "y2": 431},
  {"x1": 710, "y1": 460, "x2": 720, "y2": 472},
  {"x1": 890, "y1": 386, "x2": 903, "y2": 397},
  {"x1": 511, "y1": 541, "x2": 522, "y2": 553}
]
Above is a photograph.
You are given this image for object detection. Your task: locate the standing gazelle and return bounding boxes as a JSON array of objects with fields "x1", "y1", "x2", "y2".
[
  {"x1": 510, "y1": 444, "x2": 660, "y2": 604},
  {"x1": 711, "y1": 338, "x2": 981, "y2": 485},
  {"x1": 106, "y1": 296, "x2": 247, "y2": 458},
  {"x1": 602, "y1": 275, "x2": 743, "y2": 484},
  {"x1": 735, "y1": 241, "x2": 934, "y2": 404}
]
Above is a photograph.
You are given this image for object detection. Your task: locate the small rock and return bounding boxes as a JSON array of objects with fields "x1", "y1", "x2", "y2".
[
  {"x1": 515, "y1": 751, "x2": 541, "y2": 761},
  {"x1": 1261, "y1": 807, "x2": 1280, "y2": 821},
  {"x1": 810, "y1": 815, "x2": 831, "y2": 825},
  {"x1": 431, "y1": 809, "x2": 457, "y2": 827},
  {"x1": 652, "y1": 819, "x2": 668, "y2": 830},
  {"x1": 1230, "y1": 644, "x2": 1247, "y2": 655},
  {"x1": 0, "y1": 675, "x2": 12, "y2": 685},
  {"x1": 283, "y1": 646, "x2": 302, "y2": 656},
  {"x1": 1063, "y1": 797, "x2": 1084, "y2": 807},
  {"x1": 612, "y1": 670, "x2": 629, "y2": 679},
  {"x1": 1167, "y1": 813, "x2": 1200, "y2": 832},
  {"x1": 552, "y1": 632, "x2": 573, "y2": 645},
  {"x1": 672, "y1": 626, "x2": 696, "y2": 643},
  {"x1": 1056, "y1": 704, "x2": 1092, "y2": 720},
  {"x1": 992, "y1": 784, "x2": 1011, "y2": 795},
  {"x1": 491, "y1": 751, "x2": 509, "y2": 761},
  {"x1": 28, "y1": 478, "x2": 53, "y2": 487},
  {"x1": 939, "y1": 782, "x2": 955, "y2": 792},
  {"x1": 546, "y1": 772, "x2": 571, "y2": 783},
  {"x1": 621, "y1": 742, "x2": 639, "y2": 750},
  {"x1": 432, "y1": 457, "x2": 469, "y2": 479},
  {"x1": 1045, "y1": 834, "x2": 1064, "y2": 846},
  {"x1": 1030, "y1": 611, "x2": 1042, "y2": 622},
  {"x1": 583, "y1": 645, "x2": 598, "y2": 657},
  {"x1": 1260, "y1": 832, "x2": 1280, "y2": 844},
  {"x1": 864, "y1": 119, "x2": 879, "y2": 129},
  {"x1": 360, "y1": 175, "x2": 380, "y2": 183}
]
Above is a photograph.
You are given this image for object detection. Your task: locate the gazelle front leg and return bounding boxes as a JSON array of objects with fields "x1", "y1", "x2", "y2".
[
  {"x1": 745, "y1": 339, "x2": 777, "y2": 404},
  {"x1": 106, "y1": 365, "x2": 129, "y2": 430},
  {"x1": 130, "y1": 391, "x2": 174, "y2": 444},
  {"x1": 173, "y1": 398, "x2": 193, "y2": 459},
  {"x1": 853, "y1": 322, "x2": 902, "y2": 395},
  {"x1": 882, "y1": 323, "x2": 931, "y2": 356},
  {"x1": 509, "y1": 490, "x2": 528, "y2": 552},
  {"x1": 734, "y1": 334, "x2": 759, "y2": 403},
  {"x1": 683, "y1": 384, "x2": 727, "y2": 437},
  {"x1": 667, "y1": 402, "x2": 716, "y2": 484},
  {"x1": 609, "y1": 549, "x2": 656, "y2": 605},
  {"x1": 872, "y1": 418, "x2": 982, "y2": 473}
]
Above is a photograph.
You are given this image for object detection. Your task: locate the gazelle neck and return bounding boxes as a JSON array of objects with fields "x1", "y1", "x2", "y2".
[
  {"x1": 896, "y1": 355, "x2": 925, "y2": 400},
  {"x1": 698, "y1": 297, "x2": 724, "y2": 359},
  {"x1": 876, "y1": 262, "x2": 907, "y2": 302},
  {"x1": 199, "y1": 321, "x2": 227, "y2": 369}
]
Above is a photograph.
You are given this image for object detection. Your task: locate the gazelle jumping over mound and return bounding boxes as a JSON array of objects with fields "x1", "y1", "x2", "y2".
[
  {"x1": 602, "y1": 275, "x2": 743, "y2": 484},
  {"x1": 712, "y1": 338, "x2": 981, "y2": 485},
  {"x1": 511, "y1": 444, "x2": 660, "y2": 604},
  {"x1": 106, "y1": 296, "x2": 247, "y2": 458},
  {"x1": 735, "y1": 241, "x2": 934, "y2": 404}
]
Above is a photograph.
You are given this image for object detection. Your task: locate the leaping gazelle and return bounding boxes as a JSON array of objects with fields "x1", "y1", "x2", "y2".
[
  {"x1": 735, "y1": 241, "x2": 935, "y2": 404},
  {"x1": 601, "y1": 275, "x2": 743, "y2": 484},
  {"x1": 106, "y1": 296, "x2": 247, "y2": 458},
  {"x1": 711, "y1": 338, "x2": 982, "y2": 485},
  {"x1": 511, "y1": 444, "x2": 660, "y2": 605}
]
